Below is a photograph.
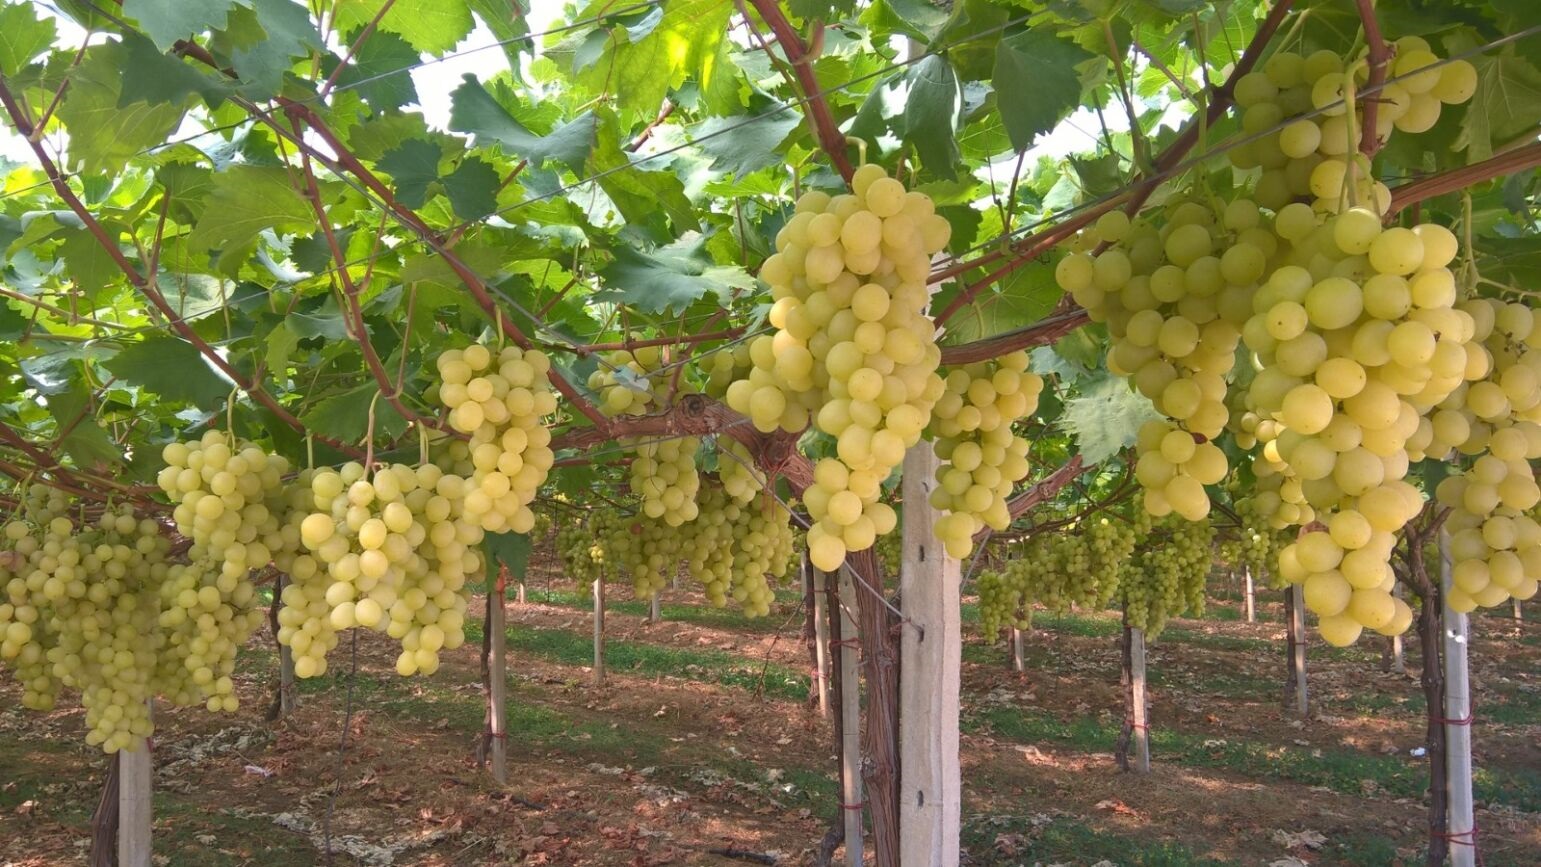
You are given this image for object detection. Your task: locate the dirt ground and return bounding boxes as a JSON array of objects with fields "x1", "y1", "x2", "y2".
[{"x1": 1, "y1": 564, "x2": 1539, "y2": 866}]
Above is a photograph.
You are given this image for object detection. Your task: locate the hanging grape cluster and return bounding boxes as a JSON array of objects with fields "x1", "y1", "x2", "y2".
[
  {"x1": 434, "y1": 341, "x2": 558, "y2": 534},
  {"x1": 0, "y1": 489, "x2": 263, "y2": 753},
  {"x1": 725, "y1": 164, "x2": 950, "y2": 572},
  {"x1": 977, "y1": 513, "x2": 1147, "y2": 641},
  {"x1": 589, "y1": 348, "x2": 703, "y2": 525},
  {"x1": 1118, "y1": 516, "x2": 1214, "y2": 637},
  {"x1": 929, "y1": 351, "x2": 1043, "y2": 557}
]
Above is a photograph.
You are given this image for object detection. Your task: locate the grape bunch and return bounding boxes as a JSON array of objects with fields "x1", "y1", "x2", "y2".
[
  {"x1": 1, "y1": 489, "x2": 263, "y2": 752},
  {"x1": 588, "y1": 348, "x2": 702, "y2": 526},
  {"x1": 288, "y1": 462, "x2": 478, "y2": 677},
  {"x1": 1118, "y1": 516, "x2": 1213, "y2": 637},
  {"x1": 1228, "y1": 38, "x2": 1477, "y2": 214},
  {"x1": 928, "y1": 352, "x2": 1043, "y2": 557},
  {"x1": 976, "y1": 513, "x2": 1146, "y2": 641},
  {"x1": 158, "y1": 432, "x2": 292, "y2": 580},
  {"x1": 434, "y1": 341, "x2": 558, "y2": 534},
  {"x1": 557, "y1": 511, "x2": 617, "y2": 586},
  {"x1": 1055, "y1": 199, "x2": 1251, "y2": 519},
  {"x1": 724, "y1": 164, "x2": 950, "y2": 571}
]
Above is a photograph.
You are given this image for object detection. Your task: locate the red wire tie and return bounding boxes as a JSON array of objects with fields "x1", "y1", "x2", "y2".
[
  {"x1": 1125, "y1": 719, "x2": 1149, "y2": 732},
  {"x1": 487, "y1": 731, "x2": 507, "y2": 740},
  {"x1": 831, "y1": 638, "x2": 861, "y2": 649},
  {"x1": 1431, "y1": 711, "x2": 1475, "y2": 726},
  {"x1": 840, "y1": 801, "x2": 866, "y2": 811}
]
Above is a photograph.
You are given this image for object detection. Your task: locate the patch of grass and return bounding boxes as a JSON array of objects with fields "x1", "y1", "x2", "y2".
[
  {"x1": 500, "y1": 586, "x2": 795, "y2": 633},
  {"x1": 962, "y1": 812, "x2": 1228, "y2": 866},
  {"x1": 462, "y1": 620, "x2": 812, "y2": 702},
  {"x1": 969, "y1": 707, "x2": 1541, "y2": 811},
  {"x1": 156, "y1": 799, "x2": 316, "y2": 867}
]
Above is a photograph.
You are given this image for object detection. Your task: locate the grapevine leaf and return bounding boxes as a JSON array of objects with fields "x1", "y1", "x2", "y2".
[
  {"x1": 441, "y1": 156, "x2": 502, "y2": 220},
  {"x1": 483, "y1": 531, "x2": 532, "y2": 581},
  {"x1": 55, "y1": 42, "x2": 187, "y2": 174},
  {"x1": 1060, "y1": 373, "x2": 1162, "y2": 466},
  {"x1": 325, "y1": 30, "x2": 419, "y2": 111},
  {"x1": 103, "y1": 335, "x2": 232, "y2": 409},
  {"x1": 300, "y1": 383, "x2": 409, "y2": 444},
  {"x1": 789, "y1": 0, "x2": 855, "y2": 22},
  {"x1": 377, "y1": 139, "x2": 445, "y2": 209},
  {"x1": 57, "y1": 229, "x2": 121, "y2": 302},
  {"x1": 692, "y1": 110, "x2": 801, "y2": 176},
  {"x1": 117, "y1": 33, "x2": 234, "y2": 108},
  {"x1": 336, "y1": 0, "x2": 474, "y2": 56},
  {"x1": 49, "y1": 383, "x2": 122, "y2": 470},
  {"x1": 0, "y1": 301, "x2": 26, "y2": 340},
  {"x1": 595, "y1": 237, "x2": 754, "y2": 316},
  {"x1": 993, "y1": 28, "x2": 1095, "y2": 153},
  {"x1": 213, "y1": 0, "x2": 324, "y2": 98},
  {"x1": 468, "y1": 0, "x2": 532, "y2": 70},
  {"x1": 187, "y1": 165, "x2": 319, "y2": 252},
  {"x1": 0, "y1": 1, "x2": 57, "y2": 76},
  {"x1": 573, "y1": 0, "x2": 732, "y2": 120},
  {"x1": 937, "y1": 260, "x2": 1062, "y2": 344},
  {"x1": 588, "y1": 111, "x2": 696, "y2": 237},
  {"x1": 122, "y1": 0, "x2": 245, "y2": 52},
  {"x1": 449, "y1": 76, "x2": 598, "y2": 171},
  {"x1": 1453, "y1": 46, "x2": 1541, "y2": 163},
  {"x1": 903, "y1": 55, "x2": 963, "y2": 179},
  {"x1": 264, "y1": 318, "x2": 300, "y2": 375}
]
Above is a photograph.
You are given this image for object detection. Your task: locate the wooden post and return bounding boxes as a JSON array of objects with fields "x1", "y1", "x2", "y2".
[
  {"x1": 488, "y1": 570, "x2": 508, "y2": 784},
  {"x1": 593, "y1": 574, "x2": 605, "y2": 686},
  {"x1": 1242, "y1": 566, "x2": 1255, "y2": 623},
  {"x1": 897, "y1": 444, "x2": 961, "y2": 867},
  {"x1": 649, "y1": 592, "x2": 661, "y2": 624},
  {"x1": 1010, "y1": 628, "x2": 1025, "y2": 672},
  {"x1": 1118, "y1": 623, "x2": 1151, "y2": 774},
  {"x1": 516, "y1": 583, "x2": 526, "y2": 605},
  {"x1": 118, "y1": 715, "x2": 152, "y2": 867},
  {"x1": 812, "y1": 563, "x2": 831, "y2": 717},
  {"x1": 1440, "y1": 530, "x2": 1476, "y2": 867},
  {"x1": 1284, "y1": 585, "x2": 1309, "y2": 717},
  {"x1": 1513, "y1": 598, "x2": 1523, "y2": 621},
  {"x1": 837, "y1": 568, "x2": 864, "y2": 867}
]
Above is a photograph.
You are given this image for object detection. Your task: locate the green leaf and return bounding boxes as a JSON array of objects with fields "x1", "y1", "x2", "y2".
[
  {"x1": 595, "y1": 237, "x2": 754, "y2": 315},
  {"x1": 789, "y1": 0, "x2": 855, "y2": 22},
  {"x1": 588, "y1": 110, "x2": 696, "y2": 237},
  {"x1": 693, "y1": 110, "x2": 802, "y2": 176},
  {"x1": 483, "y1": 531, "x2": 533, "y2": 579},
  {"x1": 187, "y1": 165, "x2": 317, "y2": 252},
  {"x1": 103, "y1": 334, "x2": 232, "y2": 409},
  {"x1": 327, "y1": 30, "x2": 418, "y2": 110},
  {"x1": 0, "y1": 300, "x2": 26, "y2": 340},
  {"x1": 0, "y1": 1, "x2": 58, "y2": 76},
  {"x1": 214, "y1": 0, "x2": 323, "y2": 98},
  {"x1": 573, "y1": 0, "x2": 732, "y2": 120},
  {"x1": 264, "y1": 318, "x2": 300, "y2": 375},
  {"x1": 870, "y1": 0, "x2": 950, "y2": 42},
  {"x1": 903, "y1": 55, "x2": 963, "y2": 179},
  {"x1": 441, "y1": 156, "x2": 501, "y2": 220},
  {"x1": 468, "y1": 0, "x2": 532, "y2": 70},
  {"x1": 117, "y1": 33, "x2": 233, "y2": 108},
  {"x1": 377, "y1": 139, "x2": 444, "y2": 209},
  {"x1": 49, "y1": 384, "x2": 121, "y2": 471},
  {"x1": 994, "y1": 28, "x2": 1095, "y2": 153},
  {"x1": 1060, "y1": 373, "x2": 1162, "y2": 466},
  {"x1": 301, "y1": 383, "x2": 409, "y2": 445},
  {"x1": 938, "y1": 260, "x2": 1063, "y2": 344},
  {"x1": 58, "y1": 229, "x2": 122, "y2": 302},
  {"x1": 55, "y1": 42, "x2": 187, "y2": 174},
  {"x1": 449, "y1": 76, "x2": 598, "y2": 172},
  {"x1": 1454, "y1": 46, "x2": 1541, "y2": 163},
  {"x1": 337, "y1": 0, "x2": 474, "y2": 56},
  {"x1": 122, "y1": 0, "x2": 245, "y2": 52}
]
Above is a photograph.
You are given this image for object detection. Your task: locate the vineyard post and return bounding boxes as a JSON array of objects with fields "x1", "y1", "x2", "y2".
[
  {"x1": 517, "y1": 583, "x2": 526, "y2": 606},
  {"x1": 1440, "y1": 529, "x2": 1476, "y2": 867},
  {"x1": 1284, "y1": 586, "x2": 1309, "y2": 717},
  {"x1": 88, "y1": 754, "x2": 119, "y2": 867},
  {"x1": 1121, "y1": 625, "x2": 1152, "y2": 774},
  {"x1": 1242, "y1": 567, "x2": 1255, "y2": 624},
  {"x1": 1010, "y1": 627, "x2": 1025, "y2": 672},
  {"x1": 897, "y1": 444, "x2": 962, "y2": 866},
  {"x1": 593, "y1": 572, "x2": 606, "y2": 686},
  {"x1": 489, "y1": 568, "x2": 509, "y2": 785},
  {"x1": 1513, "y1": 599, "x2": 1523, "y2": 622},
  {"x1": 118, "y1": 708, "x2": 152, "y2": 867},
  {"x1": 812, "y1": 558, "x2": 831, "y2": 717},
  {"x1": 836, "y1": 567, "x2": 865, "y2": 867},
  {"x1": 649, "y1": 592, "x2": 661, "y2": 625}
]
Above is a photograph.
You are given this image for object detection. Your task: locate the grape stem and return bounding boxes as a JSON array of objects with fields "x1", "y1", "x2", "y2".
[{"x1": 1355, "y1": 0, "x2": 1393, "y2": 157}]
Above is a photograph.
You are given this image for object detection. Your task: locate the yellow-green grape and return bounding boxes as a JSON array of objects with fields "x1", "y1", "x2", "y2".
[
  {"x1": 1118, "y1": 516, "x2": 1212, "y2": 638},
  {"x1": 976, "y1": 512, "x2": 1148, "y2": 641},
  {"x1": 1229, "y1": 39, "x2": 1474, "y2": 213},
  {"x1": 1219, "y1": 494, "x2": 1294, "y2": 588},
  {"x1": 435, "y1": 342, "x2": 557, "y2": 534},
  {"x1": 727, "y1": 164, "x2": 951, "y2": 571},
  {"x1": 158, "y1": 431, "x2": 290, "y2": 581},
  {"x1": 290, "y1": 462, "x2": 479, "y2": 677},
  {"x1": 154, "y1": 558, "x2": 265, "y2": 714},
  {"x1": 557, "y1": 512, "x2": 618, "y2": 586},
  {"x1": 717, "y1": 438, "x2": 768, "y2": 504},
  {"x1": 929, "y1": 351, "x2": 1043, "y2": 558},
  {"x1": 1054, "y1": 198, "x2": 1246, "y2": 522},
  {"x1": 588, "y1": 348, "x2": 702, "y2": 526}
]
